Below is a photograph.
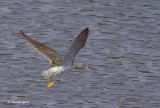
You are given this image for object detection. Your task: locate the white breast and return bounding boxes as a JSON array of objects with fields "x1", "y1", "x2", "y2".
[{"x1": 41, "y1": 66, "x2": 72, "y2": 77}]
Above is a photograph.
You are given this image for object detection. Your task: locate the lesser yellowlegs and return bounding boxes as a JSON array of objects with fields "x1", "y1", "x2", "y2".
[{"x1": 20, "y1": 28, "x2": 89, "y2": 88}]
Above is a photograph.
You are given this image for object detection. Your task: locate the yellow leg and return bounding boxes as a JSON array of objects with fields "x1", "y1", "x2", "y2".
[{"x1": 47, "y1": 74, "x2": 57, "y2": 88}]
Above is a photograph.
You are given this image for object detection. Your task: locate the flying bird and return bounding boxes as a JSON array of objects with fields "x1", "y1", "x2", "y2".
[{"x1": 20, "y1": 28, "x2": 89, "y2": 88}]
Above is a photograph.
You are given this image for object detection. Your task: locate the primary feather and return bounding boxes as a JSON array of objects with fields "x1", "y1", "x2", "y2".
[
  {"x1": 20, "y1": 30, "x2": 62, "y2": 66},
  {"x1": 61, "y1": 28, "x2": 89, "y2": 66}
]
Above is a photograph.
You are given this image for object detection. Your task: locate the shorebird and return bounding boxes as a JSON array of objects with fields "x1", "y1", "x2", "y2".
[{"x1": 20, "y1": 28, "x2": 89, "y2": 88}]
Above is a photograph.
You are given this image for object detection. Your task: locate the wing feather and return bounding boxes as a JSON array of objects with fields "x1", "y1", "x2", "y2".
[
  {"x1": 20, "y1": 30, "x2": 62, "y2": 66},
  {"x1": 61, "y1": 28, "x2": 89, "y2": 66}
]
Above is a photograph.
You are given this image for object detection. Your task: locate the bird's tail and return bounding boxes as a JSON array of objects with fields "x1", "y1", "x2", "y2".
[{"x1": 41, "y1": 68, "x2": 55, "y2": 78}]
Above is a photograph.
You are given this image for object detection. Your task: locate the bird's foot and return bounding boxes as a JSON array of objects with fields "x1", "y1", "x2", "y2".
[{"x1": 47, "y1": 74, "x2": 57, "y2": 88}]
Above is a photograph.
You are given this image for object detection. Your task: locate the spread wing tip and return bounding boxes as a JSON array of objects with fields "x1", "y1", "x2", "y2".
[
  {"x1": 19, "y1": 29, "x2": 23, "y2": 33},
  {"x1": 19, "y1": 30, "x2": 25, "y2": 36},
  {"x1": 84, "y1": 27, "x2": 89, "y2": 32},
  {"x1": 83, "y1": 27, "x2": 89, "y2": 38}
]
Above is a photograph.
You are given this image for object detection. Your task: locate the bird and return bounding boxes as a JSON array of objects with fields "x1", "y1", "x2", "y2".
[{"x1": 20, "y1": 28, "x2": 89, "y2": 88}]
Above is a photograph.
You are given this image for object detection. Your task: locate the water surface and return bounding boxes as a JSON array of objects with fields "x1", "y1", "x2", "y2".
[{"x1": 0, "y1": 0, "x2": 160, "y2": 108}]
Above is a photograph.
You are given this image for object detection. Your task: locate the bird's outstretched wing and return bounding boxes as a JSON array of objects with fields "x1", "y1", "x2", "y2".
[
  {"x1": 20, "y1": 30, "x2": 62, "y2": 66},
  {"x1": 61, "y1": 28, "x2": 89, "y2": 66}
]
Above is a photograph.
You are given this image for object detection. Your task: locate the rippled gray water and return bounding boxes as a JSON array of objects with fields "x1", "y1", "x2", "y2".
[{"x1": 1, "y1": 0, "x2": 160, "y2": 108}]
